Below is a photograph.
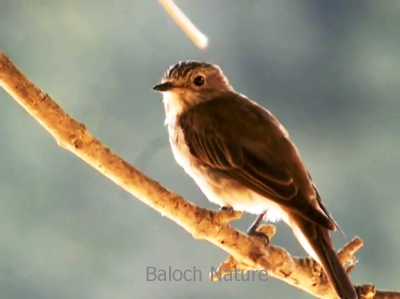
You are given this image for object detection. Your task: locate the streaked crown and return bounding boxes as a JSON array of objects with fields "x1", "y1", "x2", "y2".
[{"x1": 163, "y1": 60, "x2": 217, "y2": 81}]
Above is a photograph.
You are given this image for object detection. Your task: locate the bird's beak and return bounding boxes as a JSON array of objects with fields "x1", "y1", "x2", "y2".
[{"x1": 152, "y1": 81, "x2": 175, "y2": 92}]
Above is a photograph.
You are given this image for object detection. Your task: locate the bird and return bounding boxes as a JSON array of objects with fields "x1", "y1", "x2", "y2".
[{"x1": 152, "y1": 60, "x2": 357, "y2": 299}]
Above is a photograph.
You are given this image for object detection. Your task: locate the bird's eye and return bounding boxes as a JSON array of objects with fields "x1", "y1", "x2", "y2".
[{"x1": 193, "y1": 76, "x2": 205, "y2": 86}]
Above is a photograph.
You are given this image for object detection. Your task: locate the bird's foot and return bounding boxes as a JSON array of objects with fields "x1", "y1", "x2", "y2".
[
  {"x1": 247, "y1": 211, "x2": 270, "y2": 245},
  {"x1": 213, "y1": 206, "x2": 243, "y2": 224},
  {"x1": 220, "y1": 206, "x2": 234, "y2": 213},
  {"x1": 248, "y1": 231, "x2": 270, "y2": 245}
]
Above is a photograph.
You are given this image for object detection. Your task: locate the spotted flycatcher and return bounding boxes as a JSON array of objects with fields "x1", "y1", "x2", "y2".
[{"x1": 153, "y1": 61, "x2": 357, "y2": 299}]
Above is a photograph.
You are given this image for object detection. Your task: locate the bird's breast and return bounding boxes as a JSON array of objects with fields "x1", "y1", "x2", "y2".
[{"x1": 167, "y1": 123, "x2": 191, "y2": 169}]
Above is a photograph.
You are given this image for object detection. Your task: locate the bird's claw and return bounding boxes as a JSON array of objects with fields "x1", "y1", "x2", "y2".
[
  {"x1": 220, "y1": 206, "x2": 234, "y2": 212},
  {"x1": 246, "y1": 211, "x2": 269, "y2": 245},
  {"x1": 214, "y1": 206, "x2": 243, "y2": 224},
  {"x1": 247, "y1": 229, "x2": 270, "y2": 246}
]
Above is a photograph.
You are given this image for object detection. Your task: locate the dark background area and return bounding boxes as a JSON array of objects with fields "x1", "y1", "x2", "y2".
[{"x1": 1, "y1": 1, "x2": 399, "y2": 298}]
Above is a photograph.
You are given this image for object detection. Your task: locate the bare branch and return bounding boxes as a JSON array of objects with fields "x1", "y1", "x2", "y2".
[
  {"x1": 158, "y1": 0, "x2": 208, "y2": 49},
  {"x1": 0, "y1": 52, "x2": 398, "y2": 298}
]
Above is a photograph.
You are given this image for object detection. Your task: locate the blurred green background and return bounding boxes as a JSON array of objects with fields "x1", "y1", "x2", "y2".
[{"x1": 1, "y1": 1, "x2": 399, "y2": 298}]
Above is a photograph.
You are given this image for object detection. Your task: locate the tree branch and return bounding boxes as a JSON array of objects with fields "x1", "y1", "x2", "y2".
[{"x1": 0, "y1": 52, "x2": 398, "y2": 298}]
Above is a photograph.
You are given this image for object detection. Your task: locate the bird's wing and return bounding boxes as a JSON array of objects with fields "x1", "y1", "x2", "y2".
[{"x1": 179, "y1": 96, "x2": 336, "y2": 230}]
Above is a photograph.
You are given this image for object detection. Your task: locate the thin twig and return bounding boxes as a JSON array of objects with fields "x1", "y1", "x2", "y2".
[{"x1": 158, "y1": 0, "x2": 208, "y2": 49}]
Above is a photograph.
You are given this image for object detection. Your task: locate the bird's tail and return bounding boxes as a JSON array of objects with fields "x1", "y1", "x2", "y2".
[{"x1": 291, "y1": 217, "x2": 357, "y2": 299}]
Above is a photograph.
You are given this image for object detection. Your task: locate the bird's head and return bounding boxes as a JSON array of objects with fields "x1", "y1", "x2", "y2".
[{"x1": 153, "y1": 60, "x2": 233, "y2": 119}]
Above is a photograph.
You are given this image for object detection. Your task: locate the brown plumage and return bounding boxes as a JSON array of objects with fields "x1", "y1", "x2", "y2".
[{"x1": 153, "y1": 61, "x2": 357, "y2": 299}]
